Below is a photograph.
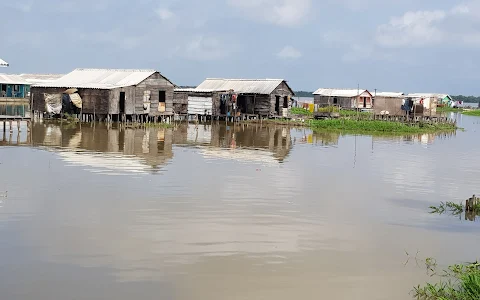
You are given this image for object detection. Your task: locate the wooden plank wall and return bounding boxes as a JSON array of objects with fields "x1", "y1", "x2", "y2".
[
  {"x1": 269, "y1": 81, "x2": 294, "y2": 116},
  {"x1": 173, "y1": 92, "x2": 188, "y2": 114},
  {"x1": 30, "y1": 87, "x2": 110, "y2": 114},
  {"x1": 133, "y1": 73, "x2": 175, "y2": 116}
]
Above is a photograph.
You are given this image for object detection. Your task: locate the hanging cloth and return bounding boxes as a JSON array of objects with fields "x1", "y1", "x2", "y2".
[
  {"x1": 69, "y1": 93, "x2": 82, "y2": 109},
  {"x1": 44, "y1": 93, "x2": 62, "y2": 114}
]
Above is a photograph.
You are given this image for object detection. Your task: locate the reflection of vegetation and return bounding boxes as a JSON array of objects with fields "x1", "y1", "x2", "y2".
[
  {"x1": 413, "y1": 261, "x2": 480, "y2": 300},
  {"x1": 290, "y1": 107, "x2": 312, "y2": 116},
  {"x1": 429, "y1": 198, "x2": 480, "y2": 222},
  {"x1": 309, "y1": 119, "x2": 457, "y2": 134},
  {"x1": 463, "y1": 110, "x2": 480, "y2": 117},
  {"x1": 429, "y1": 202, "x2": 464, "y2": 216}
]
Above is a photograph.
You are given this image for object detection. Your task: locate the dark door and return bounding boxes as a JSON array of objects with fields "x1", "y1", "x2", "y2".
[
  {"x1": 119, "y1": 92, "x2": 126, "y2": 114},
  {"x1": 159, "y1": 91, "x2": 166, "y2": 113},
  {"x1": 363, "y1": 97, "x2": 367, "y2": 108},
  {"x1": 283, "y1": 96, "x2": 288, "y2": 108},
  {"x1": 275, "y1": 96, "x2": 280, "y2": 115}
]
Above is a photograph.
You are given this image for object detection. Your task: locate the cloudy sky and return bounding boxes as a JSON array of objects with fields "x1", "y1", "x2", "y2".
[{"x1": 1, "y1": 0, "x2": 479, "y2": 94}]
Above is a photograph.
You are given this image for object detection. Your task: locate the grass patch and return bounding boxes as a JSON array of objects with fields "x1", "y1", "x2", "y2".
[
  {"x1": 290, "y1": 107, "x2": 312, "y2": 116},
  {"x1": 463, "y1": 110, "x2": 480, "y2": 117},
  {"x1": 437, "y1": 106, "x2": 464, "y2": 113},
  {"x1": 309, "y1": 119, "x2": 456, "y2": 133},
  {"x1": 414, "y1": 262, "x2": 480, "y2": 300}
]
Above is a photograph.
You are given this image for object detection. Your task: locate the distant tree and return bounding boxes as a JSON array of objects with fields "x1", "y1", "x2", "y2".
[
  {"x1": 451, "y1": 95, "x2": 480, "y2": 103},
  {"x1": 295, "y1": 91, "x2": 314, "y2": 97}
]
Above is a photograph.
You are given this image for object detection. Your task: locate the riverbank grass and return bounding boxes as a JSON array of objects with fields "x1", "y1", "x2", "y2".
[
  {"x1": 414, "y1": 262, "x2": 480, "y2": 300},
  {"x1": 309, "y1": 119, "x2": 456, "y2": 133},
  {"x1": 463, "y1": 110, "x2": 480, "y2": 117}
]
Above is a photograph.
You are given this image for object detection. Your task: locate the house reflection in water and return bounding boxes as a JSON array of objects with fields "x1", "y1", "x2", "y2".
[
  {"x1": 30, "y1": 123, "x2": 174, "y2": 174},
  {"x1": 177, "y1": 123, "x2": 293, "y2": 164},
  {"x1": 20, "y1": 122, "x2": 294, "y2": 173}
]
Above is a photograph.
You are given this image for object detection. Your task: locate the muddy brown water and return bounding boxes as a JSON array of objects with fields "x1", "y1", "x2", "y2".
[{"x1": 0, "y1": 113, "x2": 479, "y2": 299}]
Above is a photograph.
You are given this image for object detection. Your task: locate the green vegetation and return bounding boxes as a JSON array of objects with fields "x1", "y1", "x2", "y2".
[
  {"x1": 463, "y1": 110, "x2": 480, "y2": 117},
  {"x1": 414, "y1": 262, "x2": 480, "y2": 300},
  {"x1": 429, "y1": 202, "x2": 464, "y2": 216},
  {"x1": 451, "y1": 95, "x2": 480, "y2": 104},
  {"x1": 317, "y1": 106, "x2": 340, "y2": 113},
  {"x1": 290, "y1": 107, "x2": 312, "y2": 116},
  {"x1": 309, "y1": 119, "x2": 456, "y2": 133},
  {"x1": 437, "y1": 106, "x2": 464, "y2": 113}
]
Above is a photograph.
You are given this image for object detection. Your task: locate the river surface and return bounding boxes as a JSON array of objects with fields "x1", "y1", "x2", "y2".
[{"x1": 0, "y1": 113, "x2": 479, "y2": 300}]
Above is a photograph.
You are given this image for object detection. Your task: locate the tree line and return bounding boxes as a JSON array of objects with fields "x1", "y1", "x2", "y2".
[{"x1": 451, "y1": 95, "x2": 480, "y2": 103}]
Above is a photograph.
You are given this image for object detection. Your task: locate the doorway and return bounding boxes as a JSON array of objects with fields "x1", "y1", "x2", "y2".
[
  {"x1": 119, "y1": 92, "x2": 126, "y2": 114},
  {"x1": 275, "y1": 96, "x2": 280, "y2": 115},
  {"x1": 363, "y1": 97, "x2": 367, "y2": 108},
  {"x1": 159, "y1": 91, "x2": 166, "y2": 113}
]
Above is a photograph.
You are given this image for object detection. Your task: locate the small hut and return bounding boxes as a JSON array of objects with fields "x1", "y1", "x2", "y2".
[
  {"x1": 0, "y1": 74, "x2": 31, "y2": 117},
  {"x1": 187, "y1": 78, "x2": 295, "y2": 119},
  {"x1": 31, "y1": 68, "x2": 176, "y2": 122},
  {"x1": 313, "y1": 88, "x2": 373, "y2": 109},
  {"x1": 373, "y1": 92, "x2": 405, "y2": 116}
]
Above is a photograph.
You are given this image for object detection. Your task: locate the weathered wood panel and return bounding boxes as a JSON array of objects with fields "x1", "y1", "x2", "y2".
[
  {"x1": 173, "y1": 92, "x2": 188, "y2": 114},
  {"x1": 31, "y1": 87, "x2": 110, "y2": 115},
  {"x1": 269, "y1": 81, "x2": 294, "y2": 116},
  {"x1": 133, "y1": 72, "x2": 175, "y2": 116},
  {"x1": 314, "y1": 95, "x2": 353, "y2": 108}
]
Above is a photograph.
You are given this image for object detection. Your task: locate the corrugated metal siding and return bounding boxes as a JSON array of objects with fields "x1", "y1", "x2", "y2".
[
  {"x1": 188, "y1": 96, "x2": 213, "y2": 115},
  {"x1": 196, "y1": 78, "x2": 286, "y2": 95},
  {"x1": 0, "y1": 74, "x2": 30, "y2": 85},
  {"x1": 313, "y1": 88, "x2": 369, "y2": 97},
  {"x1": 35, "y1": 69, "x2": 158, "y2": 89}
]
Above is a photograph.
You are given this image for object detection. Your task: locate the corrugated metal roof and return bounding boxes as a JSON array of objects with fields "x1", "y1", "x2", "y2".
[
  {"x1": 313, "y1": 88, "x2": 370, "y2": 97},
  {"x1": 375, "y1": 92, "x2": 405, "y2": 98},
  {"x1": 196, "y1": 78, "x2": 291, "y2": 95},
  {"x1": 175, "y1": 88, "x2": 217, "y2": 93},
  {"x1": 35, "y1": 68, "x2": 157, "y2": 89},
  {"x1": 407, "y1": 93, "x2": 450, "y2": 99},
  {"x1": 0, "y1": 58, "x2": 8, "y2": 67},
  {"x1": 18, "y1": 74, "x2": 64, "y2": 85},
  {"x1": 0, "y1": 74, "x2": 30, "y2": 85}
]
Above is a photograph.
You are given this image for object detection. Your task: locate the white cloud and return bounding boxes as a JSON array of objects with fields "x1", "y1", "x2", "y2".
[
  {"x1": 277, "y1": 46, "x2": 302, "y2": 59},
  {"x1": 451, "y1": 4, "x2": 470, "y2": 15},
  {"x1": 376, "y1": 10, "x2": 446, "y2": 48},
  {"x1": 228, "y1": 0, "x2": 311, "y2": 27},
  {"x1": 156, "y1": 8, "x2": 175, "y2": 21},
  {"x1": 183, "y1": 35, "x2": 231, "y2": 61},
  {"x1": 375, "y1": 1, "x2": 480, "y2": 49}
]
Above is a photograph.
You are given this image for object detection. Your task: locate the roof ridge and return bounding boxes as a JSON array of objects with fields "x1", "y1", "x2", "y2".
[
  {"x1": 205, "y1": 78, "x2": 284, "y2": 81},
  {"x1": 73, "y1": 68, "x2": 156, "y2": 72}
]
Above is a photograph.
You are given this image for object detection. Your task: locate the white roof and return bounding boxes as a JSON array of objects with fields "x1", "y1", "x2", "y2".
[
  {"x1": 174, "y1": 88, "x2": 218, "y2": 93},
  {"x1": 196, "y1": 78, "x2": 291, "y2": 94},
  {"x1": 0, "y1": 74, "x2": 30, "y2": 85},
  {"x1": 407, "y1": 93, "x2": 450, "y2": 99},
  {"x1": 375, "y1": 92, "x2": 405, "y2": 98},
  {"x1": 35, "y1": 68, "x2": 157, "y2": 89},
  {"x1": 313, "y1": 88, "x2": 370, "y2": 97},
  {"x1": 18, "y1": 74, "x2": 64, "y2": 85},
  {"x1": 0, "y1": 58, "x2": 8, "y2": 67}
]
